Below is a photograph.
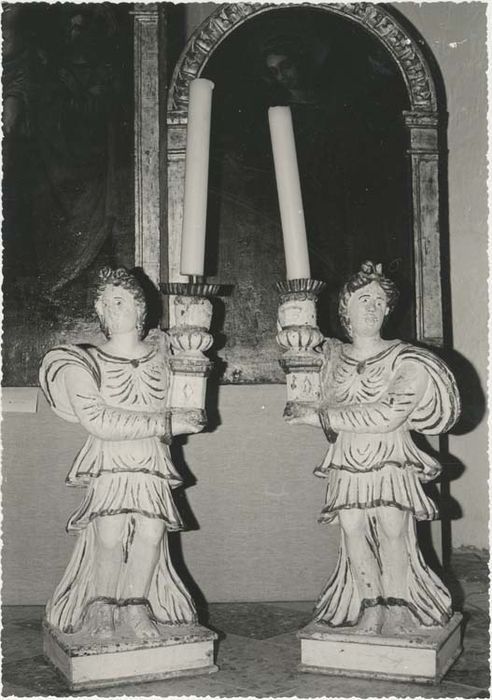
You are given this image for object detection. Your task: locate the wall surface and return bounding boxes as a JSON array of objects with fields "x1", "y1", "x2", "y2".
[{"x1": 2, "y1": 2, "x2": 488, "y2": 606}]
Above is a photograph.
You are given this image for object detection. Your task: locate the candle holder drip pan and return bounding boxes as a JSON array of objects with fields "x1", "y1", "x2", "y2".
[
  {"x1": 275, "y1": 279, "x2": 326, "y2": 295},
  {"x1": 160, "y1": 282, "x2": 224, "y2": 297}
]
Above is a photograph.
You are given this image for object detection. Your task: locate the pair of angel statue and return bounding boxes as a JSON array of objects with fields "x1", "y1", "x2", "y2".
[{"x1": 40, "y1": 261, "x2": 459, "y2": 641}]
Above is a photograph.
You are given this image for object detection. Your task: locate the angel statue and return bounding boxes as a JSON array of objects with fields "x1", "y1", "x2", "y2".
[
  {"x1": 39, "y1": 268, "x2": 204, "y2": 640},
  {"x1": 285, "y1": 261, "x2": 460, "y2": 635}
]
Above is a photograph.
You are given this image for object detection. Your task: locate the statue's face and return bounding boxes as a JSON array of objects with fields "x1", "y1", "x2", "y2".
[
  {"x1": 265, "y1": 53, "x2": 300, "y2": 90},
  {"x1": 347, "y1": 281, "x2": 388, "y2": 338},
  {"x1": 100, "y1": 285, "x2": 138, "y2": 336}
]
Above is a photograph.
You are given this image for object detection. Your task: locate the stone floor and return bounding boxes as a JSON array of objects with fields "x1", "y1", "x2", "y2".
[{"x1": 2, "y1": 549, "x2": 489, "y2": 698}]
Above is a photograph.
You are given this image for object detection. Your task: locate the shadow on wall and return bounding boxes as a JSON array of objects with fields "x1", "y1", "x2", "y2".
[
  {"x1": 416, "y1": 346, "x2": 486, "y2": 608},
  {"x1": 442, "y1": 349, "x2": 487, "y2": 437}
]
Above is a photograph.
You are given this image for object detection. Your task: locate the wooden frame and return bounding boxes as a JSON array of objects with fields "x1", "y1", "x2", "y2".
[
  {"x1": 133, "y1": 3, "x2": 161, "y2": 287},
  {"x1": 134, "y1": 2, "x2": 445, "y2": 346}
]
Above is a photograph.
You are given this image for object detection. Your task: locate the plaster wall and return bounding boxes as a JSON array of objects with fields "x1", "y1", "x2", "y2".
[{"x1": 2, "y1": 2, "x2": 488, "y2": 606}]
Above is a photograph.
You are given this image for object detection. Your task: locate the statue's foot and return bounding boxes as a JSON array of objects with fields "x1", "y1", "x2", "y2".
[
  {"x1": 120, "y1": 603, "x2": 161, "y2": 639},
  {"x1": 356, "y1": 605, "x2": 383, "y2": 634},
  {"x1": 381, "y1": 605, "x2": 418, "y2": 636},
  {"x1": 83, "y1": 601, "x2": 115, "y2": 639}
]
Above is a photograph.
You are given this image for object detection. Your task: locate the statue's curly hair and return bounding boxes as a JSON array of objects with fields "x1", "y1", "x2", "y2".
[
  {"x1": 94, "y1": 267, "x2": 147, "y2": 339},
  {"x1": 338, "y1": 261, "x2": 399, "y2": 339}
]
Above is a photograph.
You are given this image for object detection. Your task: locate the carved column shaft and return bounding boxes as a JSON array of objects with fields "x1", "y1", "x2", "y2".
[
  {"x1": 405, "y1": 111, "x2": 443, "y2": 346},
  {"x1": 167, "y1": 116, "x2": 188, "y2": 289},
  {"x1": 166, "y1": 117, "x2": 189, "y2": 329},
  {"x1": 133, "y1": 4, "x2": 160, "y2": 286}
]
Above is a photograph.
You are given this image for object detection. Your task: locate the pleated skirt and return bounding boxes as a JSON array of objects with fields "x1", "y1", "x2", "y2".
[
  {"x1": 67, "y1": 470, "x2": 184, "y2": 532},
  {"x1": 318, "y1": 462, "x2": 438, "y2": 524}
]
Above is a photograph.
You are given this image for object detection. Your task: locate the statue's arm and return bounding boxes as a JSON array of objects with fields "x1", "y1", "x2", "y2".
[
  {"x1": 322, "y1": 359, "x2": 429, "y2": 435},
  {"x1": 64, "y1": 366, "x2": 169, "y2": 441}
]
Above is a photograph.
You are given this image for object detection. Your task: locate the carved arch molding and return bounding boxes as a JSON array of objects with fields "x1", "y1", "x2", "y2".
[
  {"x1": 164, "y1": 2, "x2": 445, "y2": 345},
  {"x1": 168, "y1": 2, "x2": 436, "y2": 114}
]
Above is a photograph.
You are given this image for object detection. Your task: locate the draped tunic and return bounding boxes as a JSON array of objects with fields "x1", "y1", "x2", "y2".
[
  {"x1": 39, "y1": 343, "x2": 196, "y2": 633},
  {"x1": 312, "y1": 339, "x2": 460, "y2": 628}
]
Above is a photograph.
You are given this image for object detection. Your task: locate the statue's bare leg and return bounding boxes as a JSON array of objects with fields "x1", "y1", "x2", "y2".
[
  {"x1": 377, "y1": 507, "x2": 416, "y2": 634},
  {"x1": 119, "y1": 515, "x2": 166, "y2": 638},
  {"x1": 86, "y1": 514, "x2": 126, "y2": 637},
  {"x1": 338, "y1": 509, "x2": 383, "y2": 633}
]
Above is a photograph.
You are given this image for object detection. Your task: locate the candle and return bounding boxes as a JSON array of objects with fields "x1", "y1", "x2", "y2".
[
  {"x1": 180, "y1": 78, "x2": 215, "y2": 277},
  {"x1": 268, "y1": 106, "x2": 311, "y2": 280}
]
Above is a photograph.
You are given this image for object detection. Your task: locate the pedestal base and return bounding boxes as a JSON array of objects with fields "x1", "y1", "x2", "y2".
[
  {"x1": 43, "y1": 620, "x2": 218, "y2": 691},
  {"x1": 298, "y1": 613, "x2": 462, "y2": 684}
]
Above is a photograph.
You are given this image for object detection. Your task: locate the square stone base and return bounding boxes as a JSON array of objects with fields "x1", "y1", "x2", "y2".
[
  {"x1": 43, "y1": 620, "x2": 218, "y2": 691},
  {"x1": 298, "y1": 613, "x2": 463, "y2": 684}
]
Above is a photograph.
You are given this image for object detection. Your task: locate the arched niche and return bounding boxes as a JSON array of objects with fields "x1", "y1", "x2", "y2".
[{"x1": 165, "y1": 3, "x2": 446, "y2": 382}]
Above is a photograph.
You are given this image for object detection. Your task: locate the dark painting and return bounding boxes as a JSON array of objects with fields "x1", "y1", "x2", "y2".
[
  {"x1": 201, "y1": 8, "x2": 414, "y2": 383},
  {"x1": 2, "y1": 3, "x2": 134, "y2": 386}
]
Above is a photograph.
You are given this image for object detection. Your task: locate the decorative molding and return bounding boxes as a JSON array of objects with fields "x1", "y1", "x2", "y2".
[
  {"x1": 168, "y1": 2, "x2": 437, "y2": 117},
  {"x1": 133, "y1": 3, "x2": 160, "y2": 285},
  {"x1": 168, "y1": 3, "x2": 261, "y2": 115},
  {"x1": 404, "y1": 111, "x2": 440, "y2": 129},
  {"x1": 334, "y1": 3, "x2": 436, "y2": 111}
]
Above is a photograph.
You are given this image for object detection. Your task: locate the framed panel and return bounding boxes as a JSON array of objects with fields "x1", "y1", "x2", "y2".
[{"x1": 163, "y1": 3, "x2": 445, "y2": 384}]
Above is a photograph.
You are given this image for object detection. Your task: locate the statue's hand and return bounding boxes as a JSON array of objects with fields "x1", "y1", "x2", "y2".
[
  {"x1": 284, "y1": 401, "x2": 320, "y2": 426},
  {"x1": 170, "y1": 408, "x2": 207, "y2": 436},
  {"x1": 184, "y1": 408, "x2": 207, "y2": 434}
]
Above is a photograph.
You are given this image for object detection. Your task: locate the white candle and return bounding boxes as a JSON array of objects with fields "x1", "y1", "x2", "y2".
[
  {"x1": 180, "y1": 78, "x2": 215, "y2": 277},
  {"x1": 268, "y1": 106, "x2": 311, "y2": 280}
]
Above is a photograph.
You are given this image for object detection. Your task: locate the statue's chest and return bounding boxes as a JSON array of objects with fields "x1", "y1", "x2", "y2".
[
  {"x1": 331, "y1": 358, "x2": 392, "y2": 406},
  {"x1": 99, "y1": 358, "x2": 167, "y2": 408}
]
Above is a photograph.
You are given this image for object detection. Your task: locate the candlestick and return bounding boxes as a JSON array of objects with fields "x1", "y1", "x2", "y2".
[
  {"x1": 276, "y1": 278, "x2": 326, "y2": 414},
  {"x1": 268, "y1": 106, "x2": 311, "y2": 280},
  {"x1": 180, "y1": 78, "x2": 214, "y2": 277}
]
